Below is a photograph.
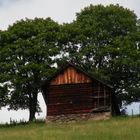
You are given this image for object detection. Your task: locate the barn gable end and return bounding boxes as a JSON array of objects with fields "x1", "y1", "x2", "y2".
[{"x1": 50, "y1": 66, "x2": 91, "y2": 85}]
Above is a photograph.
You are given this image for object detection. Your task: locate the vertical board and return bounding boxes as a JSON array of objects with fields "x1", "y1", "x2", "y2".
[{"x1": 50, "y1": 67, "x2": 91, "y2": 85}]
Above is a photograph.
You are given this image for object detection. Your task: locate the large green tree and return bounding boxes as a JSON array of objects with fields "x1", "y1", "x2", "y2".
[
  {"x1": 0, "y1": 18, "x2": 60, "y2": 121},
  {"x1": 125, "y1": 19, "x2": 140, "y2": 103},
  {"x1": 60, "y1": 4, "x2": 140, "y2": 114}
]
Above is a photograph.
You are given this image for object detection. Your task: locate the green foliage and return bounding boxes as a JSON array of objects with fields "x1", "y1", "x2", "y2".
[
  {"x1": 0, "y1": 31, "x2": 10, "y2": 109},
  {"x1": 61, "y1": 4, "x2": 140, "y2": 104},
  {"x1": 0, "y1": 85, "x2": 9, "y2": 109},
  {"x1": 0, "y1": 18, "x2": 61, "y2": 120}
]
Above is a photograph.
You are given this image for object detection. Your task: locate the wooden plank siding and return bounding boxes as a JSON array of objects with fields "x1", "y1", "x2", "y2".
[
  {"x1": 46, "y1": 83, "x2": 111, "y2": 116},
  {"x1": 50, "y1": 67, "x2": 91, "y2": 85},
  {"x1": 47, "y1": 83, "x2": 93, "y2": 116}
]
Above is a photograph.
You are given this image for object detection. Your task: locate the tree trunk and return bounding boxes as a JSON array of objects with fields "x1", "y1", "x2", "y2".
[
  {"x1": 29, "y1": 91, "x2": 38, "y2": 122},
  {"x1": 111, "y1": 92, "x2": 121, "y2": 116}
]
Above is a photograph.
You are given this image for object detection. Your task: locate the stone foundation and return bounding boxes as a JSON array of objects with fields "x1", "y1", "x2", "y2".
[{"x1": 46, "y1": 112, "x2": 111, "y2": 123}]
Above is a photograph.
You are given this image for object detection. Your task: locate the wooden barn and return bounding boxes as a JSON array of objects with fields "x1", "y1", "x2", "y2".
[{"x1": 42, "y1": 63, "x2": 115, "y2": 122}]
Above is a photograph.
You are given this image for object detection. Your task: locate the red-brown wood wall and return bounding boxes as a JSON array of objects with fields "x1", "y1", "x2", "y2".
[
  {"x1": 47, "y1": 83, "x2": 93, "y2": 115},
  {"x1": 50, "y1": 67, "x2": 91, "y2": 85}
]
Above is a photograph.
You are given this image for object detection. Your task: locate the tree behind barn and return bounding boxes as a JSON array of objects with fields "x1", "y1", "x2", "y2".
[
  {"x1": 0, "y1": 18, "x2": 60, "y2": 121},
  {"x1": 60, "y1": 4, "x2": 140, "y2": 114}
]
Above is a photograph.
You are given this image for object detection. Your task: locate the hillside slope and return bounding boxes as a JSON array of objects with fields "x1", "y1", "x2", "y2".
[{"x1": 0, "y1": 117, "x2": 140, "y2": 140}]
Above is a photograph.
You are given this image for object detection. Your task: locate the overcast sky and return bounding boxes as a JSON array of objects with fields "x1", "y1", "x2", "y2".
[
  {"x1": 0, "y1": 0, "x2": 140, "y2": 123},
  {"x1": 0, "y1": 0, "x2": 140, "y2": 30}
]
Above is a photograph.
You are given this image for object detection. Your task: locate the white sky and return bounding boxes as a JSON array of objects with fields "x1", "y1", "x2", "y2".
[
  {"x1": 0, "y1": 0, "x2": 140, "y2": 123},
  {"x1": 0, "y1": 0, "x2": 140, "y2": 30}
]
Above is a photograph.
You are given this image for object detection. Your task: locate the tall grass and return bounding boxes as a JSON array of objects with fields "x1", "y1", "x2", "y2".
[{"x1": 0, "y1": 116, "x2": 140, "y2": 140}]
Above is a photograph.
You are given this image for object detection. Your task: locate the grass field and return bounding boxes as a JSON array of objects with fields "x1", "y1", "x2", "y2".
[{"x1": 0, "y1": 116, "x2": 140, "y2": 140}]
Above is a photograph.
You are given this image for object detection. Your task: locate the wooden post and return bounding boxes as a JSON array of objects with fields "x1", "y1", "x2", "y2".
[
  {"x1": 104, "y1": 86, "x2": 106, "y2": 107},
  {"x1": 108, "y1": 90, "x2": 111, "y2": 110},
  {"x1": 132, "y1": 109, "x2": 133, "y2": 117},
  {"x1": 139, "y1": 105, "x2": 140, "y2": 116},
  {"x1": 98, "y1": 83, "x2": 100, "y2": 108}
]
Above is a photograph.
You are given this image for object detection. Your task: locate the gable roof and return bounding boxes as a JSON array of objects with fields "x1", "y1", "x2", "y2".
[{"x1": 42, "y1": 62, "x2": 113, "y2": 89}]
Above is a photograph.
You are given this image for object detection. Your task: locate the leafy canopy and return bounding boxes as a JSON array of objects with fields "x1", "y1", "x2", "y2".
[
  {"x1": 0, "y1": 18, "x2": 61, "y2": 120},
  {"x1": 60, "y1": 4, "x2": 140, "y2": 104}
]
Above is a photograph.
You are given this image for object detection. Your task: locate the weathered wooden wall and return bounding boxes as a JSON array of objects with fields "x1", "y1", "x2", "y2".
[
  {"x1": 50, "y1": 67, "x2": 91, "y2": 85},
  {"x1": 92, "y1": 82, "x2": 111, "y2": 111},
  {"x1": 46, "y1": 83, "x2": 111, "y2": 116},
  {"x1": 47, "y1": 83, "x2": 93, "y2": 115}
]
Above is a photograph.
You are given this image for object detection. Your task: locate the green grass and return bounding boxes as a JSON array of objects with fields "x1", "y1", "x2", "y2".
[{"x1": 0, "y1": 116, "x2": 140, "y2": 140}]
